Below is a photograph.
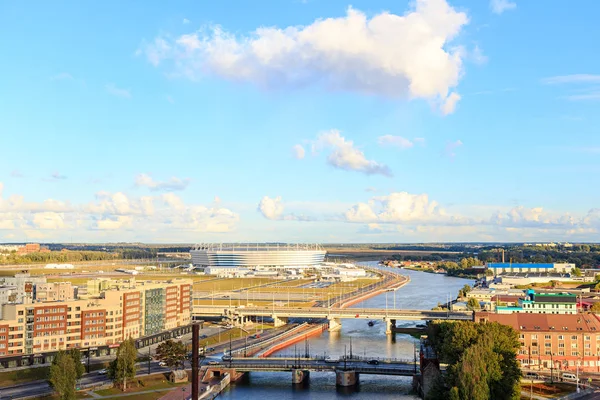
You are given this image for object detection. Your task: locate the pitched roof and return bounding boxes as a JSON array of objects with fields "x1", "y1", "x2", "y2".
[{"x1": 477, "y1": 312, "x2": 600, "y2": 333}]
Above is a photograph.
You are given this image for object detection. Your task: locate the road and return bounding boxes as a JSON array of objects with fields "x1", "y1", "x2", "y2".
[
  {"x1": 207, "y1": 356, "x2": 416, "y2": 376},
  {"x1": 0, "y1": 361, "x2": 171, "y2": 400}
]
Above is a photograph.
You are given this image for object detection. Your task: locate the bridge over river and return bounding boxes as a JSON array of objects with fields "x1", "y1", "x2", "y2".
[
  {"x1": 193, "y1": 305, "x2": 474, "y2": 333},
  {"x1": 205, "y1": 356, "x2": 418, "y2": 386}
]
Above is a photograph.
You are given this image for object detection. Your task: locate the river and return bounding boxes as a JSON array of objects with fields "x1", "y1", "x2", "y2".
[{"x1": 219, "y1": 263, "x2": 473, "y2": 399}]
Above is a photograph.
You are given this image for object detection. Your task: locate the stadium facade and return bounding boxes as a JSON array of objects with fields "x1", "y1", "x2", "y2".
[{"x1": 190, "y1": 243, "x2": 326, "y2": 269}]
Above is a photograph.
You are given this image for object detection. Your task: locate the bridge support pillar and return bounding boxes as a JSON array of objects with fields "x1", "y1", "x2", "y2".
[
  {"x1": 336, "y1": 370, "x2": 358, "y2": 387},
  {"x1": 292, "y1": 369, "x2": 310, "y2": 384},
  {"x1": 328, "y1": 318, "x2": 341, "y2": 332},
  {"x1": 384, "y1": 318, "x2": 396, "y2": 335},
  {"x1": 272, "y1": 315, "x2": 288, "y2": 328}
]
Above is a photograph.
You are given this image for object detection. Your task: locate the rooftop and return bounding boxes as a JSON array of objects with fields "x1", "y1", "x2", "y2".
[{"x1": 478, "y1": 312, "x2": 600, "y2": 333}]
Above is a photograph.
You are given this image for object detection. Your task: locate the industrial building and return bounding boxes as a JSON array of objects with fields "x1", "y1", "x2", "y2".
[{"x1": 486, "y1": 263, "x2": 575, "y2": 274}]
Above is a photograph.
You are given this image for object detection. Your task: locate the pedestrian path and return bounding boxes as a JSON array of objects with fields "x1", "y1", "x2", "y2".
[{"x1": 85, "y1": 387, "x2": 177, "y2": 398}]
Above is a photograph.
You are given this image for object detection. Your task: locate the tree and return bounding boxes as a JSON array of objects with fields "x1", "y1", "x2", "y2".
[
  {"x1": 108, "y1": 338, "x2": 137, "y2": 391},
  {"x1": 69, "y1": 348, "x2": 85, "y2": 380},
  {"x1": 467, "y1": 297, "x2": 480, "y2": 311},
  {"x1": 156, "y1": 340, "x2": 186, "y2": 370},
  {"x1": 427, "y1": 321, "x2": 521, "y2": 400},
  {"x1": 572, "y1": 267, "x2": 582, "y2": 277},
  {"x1": 48, "y1": 351, "x2": 77, "y2": 400},
  {"x1": 590, "y1": 302, "x2": 600, "y2": 313}
]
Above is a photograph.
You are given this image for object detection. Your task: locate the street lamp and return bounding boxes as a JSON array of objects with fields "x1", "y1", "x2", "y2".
[
  {"x1": 181, "y1": 387, "x2": 186, "y2": 400},
  {"x1": 550, "y1": 353, "x2": 554, "y2": 384}
]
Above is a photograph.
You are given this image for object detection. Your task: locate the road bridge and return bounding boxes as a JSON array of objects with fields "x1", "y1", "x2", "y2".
[
  {"x1": 206, "y1": 356, "x2": 417, "y2": 386},
  {"x1": 193, "y1": 305, "x2": 473, "y2": 333}
]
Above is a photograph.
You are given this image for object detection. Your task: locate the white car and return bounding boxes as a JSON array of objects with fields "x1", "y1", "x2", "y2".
[
  {"x1": 158, "y1": 361, "x2": 167, "y2": 367},
  {"x1": 175, "y1": 335, "x2": 183, "y2": 339},
  {"x1": 97, "y1": 369, "x2": 108, "y2": 375}
]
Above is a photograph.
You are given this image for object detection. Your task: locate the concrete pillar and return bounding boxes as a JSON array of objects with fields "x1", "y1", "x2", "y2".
[
  {"x1": 336, "y1": 370, "x2": 358, "y2": 387},
  {"x1": 328, "y1": 318, "x2": 341, "y2": 332},
  {"x1": 383, "y1": 318, "x2": 396, "y2": 334},
  {"x1": 273, "y1": 315, "x2": 288, "y2": 327},
  {"x1": 292, "y1": 369, "x2": 310, "y2": 384}
]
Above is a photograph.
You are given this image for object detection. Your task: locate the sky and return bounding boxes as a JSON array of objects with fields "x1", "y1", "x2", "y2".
[{"x1": 1, "y1": 0, "x2": 599, "y2": 244}]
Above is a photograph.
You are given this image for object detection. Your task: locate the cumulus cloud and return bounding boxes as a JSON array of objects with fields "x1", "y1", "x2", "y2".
[
  {"x1": 440, "y1": 92, "x2": 461, "y2": 115},
  {"x1": 292, "y1": 144, "x2": 305, "y2": 160},
  {"x1": 105, "y1": 83, "x2": 132, "y2": 99},
  {"x1": 139, "y1": 0, "x2": 469, "y2": 113},
  {"x1": 314, "y1": 130, "x2": 391, "y2": 176},
  {"x1": 490, "y1": 0, "x2": 516, "y2": 14},
  {"x1": 258, "y1": 196, "x2": 285, "y2": 220},
  {"x1": 135, "y1": 173, "x2": 191, "y2": 191},
  {"x1": 345, "y1": 192, "x2": 465, "y2": 225},
  {"x1": 257, "y1": 196, "x2": 314, "y2": 221},
  {"x1": 0, "y1": 182, "x2": 238, "y2": 237}
]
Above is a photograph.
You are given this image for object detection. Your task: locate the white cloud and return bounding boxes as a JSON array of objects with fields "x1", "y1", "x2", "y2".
[
  {"x1": 183, "y1": 18, "x2": 190, "y2": 24},
  {"x1": 292, "y1": 144, "x2": 305, "y2": 160},
  {"x1": 140, "y1": 0, "x2": 469, "y2": 114},
  {"x1": 441, "y1": 92, "x2": 461, "y2": 115},
  {"x1": 314, "y1": 130, "x2": 392, "y2": 176},
  {"x1": 345, "y1": 192, "x2": 461, "y2": 224},
  {"x1": 33, "y1": 212, "x2": 66, "y2": 230},
  {"x1": 258, "y1": 196, "x2": 284, "y2": 220},
  {"x1": 135, "y1": 173, "x2": 191, "y2": 191},
  {"x1": 443, "y1": 139, "x2": 463, "y2": 159},
  {"x1": 541, "y1": 75, "x2": 600, "y2": 85},
  {"x1": 490, "y1": 0, "x2": 516, "y2": 14},
  {"x1": 377, "y1": 135, "x2": 414, "y2": 149},
  {"x1": 94, "y1": 216, "x2": 133, "y2": 230},
  {"x1": 105, "y1": 83, "x2": 132, "y2": 99}
]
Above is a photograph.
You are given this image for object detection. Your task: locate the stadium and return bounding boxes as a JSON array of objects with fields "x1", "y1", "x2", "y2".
[{"x1": 190, "y1": 243, "x2": 327, "y2": 269}]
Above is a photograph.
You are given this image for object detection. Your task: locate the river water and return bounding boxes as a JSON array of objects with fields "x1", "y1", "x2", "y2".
[{"x1": 220, "y1": 263, "x2": 473, "y2": 399}]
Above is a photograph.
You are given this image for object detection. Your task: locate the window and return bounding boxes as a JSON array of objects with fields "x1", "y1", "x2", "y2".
[
  {"x1": 545, "y1": 335, "x2": 551, "y2": 340},
  {"x1": 559, "y1": 351, "x2": 565, "y2": 356},
  {"x1": 532, "y1": 335, "x2": 538, "y2": 340},
  {"x1": 572, "y1": 335, "x2": 578, "y2": 340},
  {"x1": 572, "y1": 351, "x2": 578, "y2": 356},
  {"x1": 558, "y1": 335, "x2": 564, "y2": 340}
]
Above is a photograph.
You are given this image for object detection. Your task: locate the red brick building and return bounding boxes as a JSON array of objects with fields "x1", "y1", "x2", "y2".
[{"x1": 477, "y1": 312, "x2": 600, "y2": 372}]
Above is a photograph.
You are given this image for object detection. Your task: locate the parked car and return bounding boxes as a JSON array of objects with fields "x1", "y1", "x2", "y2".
[
  {"x1": 208, "y1": 361, "x2": 220, "y2": 365},
  {"x1": 200, "y1": 334, "x2": 208, "y2": 339},
  {"x1": 324, "y1": 356, "x2": 340, "y2": 363},
  {"x1": 97, "y1": 369, "x2": 108, "y2": 375},
  {"x1": 207, "y1": 347, "x2": 215, "y2": 352},
  {"x1": 222, "y1": 354, "x2": 232, "y2": 361},
  {"x1": 562, "y1": 373, "x2": 579, "y2": 382},
  {"x1": 175, "y1": 335, "x2": 183, "y2": 339},
  {"x1": 158, "y1": 361, "x2": 167, "y2": 367},
  {"x1": 366, "y1": 359, "x2": 379, "y2": 365}
]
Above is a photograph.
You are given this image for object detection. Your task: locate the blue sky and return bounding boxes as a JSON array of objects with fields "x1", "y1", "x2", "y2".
[{"x1": 1, "y1": 0, "x2": 599, "y2": 243}]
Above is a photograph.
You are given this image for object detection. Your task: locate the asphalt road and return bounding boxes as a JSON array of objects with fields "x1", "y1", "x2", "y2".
[{"x1": 0, "y1": 361, "x2": 170, "y2": 400}]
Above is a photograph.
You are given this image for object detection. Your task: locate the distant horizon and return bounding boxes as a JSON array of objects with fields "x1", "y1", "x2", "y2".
[{"x1": 2, "y1": 241, "x2": 598, "y2": 246}]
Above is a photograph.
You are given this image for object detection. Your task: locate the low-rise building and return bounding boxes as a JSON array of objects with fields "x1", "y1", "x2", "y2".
[
  {"x1": 487, "y1": 263, "x2": 575, "y2": 275},
  {"x1": 496, "y1": 290, "x2": 578, "y2": 315},
  {"x1": 477, "y1": 312, "x2": 600, "y2": 372}
]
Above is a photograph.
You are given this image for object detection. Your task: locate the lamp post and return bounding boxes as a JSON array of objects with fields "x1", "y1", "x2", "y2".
[
  {"x1": 576, "y1": 359, "x2": 580, "y2": 393},
  {"x1": 181, "y1": 387, "x2": 186, "y2": 400},
  {"x1": 550, "y1": 353, "x2": 554, "y2": 384}
]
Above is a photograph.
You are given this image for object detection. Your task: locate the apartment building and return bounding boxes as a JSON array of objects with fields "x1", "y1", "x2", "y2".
[
  {"x1": 0, "y1": 272, "x2": 46, "y2": 303},
  {"x1": 35, "y1": 282, "x2": 75, "y2": 302},
  {"x1": 477, "y1": 312, "x2": 600, "y2": 372},
  {"x1": 0, "y1": 279, "x2": 193, "y2": 368}
]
